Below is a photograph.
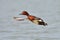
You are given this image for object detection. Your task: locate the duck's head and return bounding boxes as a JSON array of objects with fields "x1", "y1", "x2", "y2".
[{"x1": 19, "y1": 11, "x2": 29, "y2": 16}]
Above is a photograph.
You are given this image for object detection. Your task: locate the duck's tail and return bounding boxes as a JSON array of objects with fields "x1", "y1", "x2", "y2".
[{"x1": 38, "y1": 21, "x2": 47, "y2": 26}]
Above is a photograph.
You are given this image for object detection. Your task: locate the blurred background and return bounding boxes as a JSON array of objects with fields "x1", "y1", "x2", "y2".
[{"x1": 0, "y1": 0, "x2": 60, "y2": 40}]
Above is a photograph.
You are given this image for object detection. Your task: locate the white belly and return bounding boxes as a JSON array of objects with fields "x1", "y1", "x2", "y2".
[{"x1": 32, "y1": 20, "x2": 39, "y2": 24}]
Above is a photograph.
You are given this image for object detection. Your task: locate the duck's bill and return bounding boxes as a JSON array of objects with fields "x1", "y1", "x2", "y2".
[{"x1": 13, "y1": 17, "x2": 25, "y2": 21}]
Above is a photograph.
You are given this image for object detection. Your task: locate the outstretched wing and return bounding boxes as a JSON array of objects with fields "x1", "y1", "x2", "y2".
[{"x1": 13, "y1": 17, "x2": 25, "y2": 21}]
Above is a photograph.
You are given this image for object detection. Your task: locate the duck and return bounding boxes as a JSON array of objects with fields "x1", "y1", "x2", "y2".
[{"x1": 19, "y1": 11, "x2": 47, "y2": 26}]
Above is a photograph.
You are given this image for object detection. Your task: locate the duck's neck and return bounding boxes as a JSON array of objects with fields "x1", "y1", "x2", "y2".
[{"x1": 26, "y1": 14, "x2": 30, "y2": 16}]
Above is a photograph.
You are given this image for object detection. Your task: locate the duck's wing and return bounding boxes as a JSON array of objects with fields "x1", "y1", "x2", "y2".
[{"x1": 13, "y1": 17, "x2": 25, "y2": 21}]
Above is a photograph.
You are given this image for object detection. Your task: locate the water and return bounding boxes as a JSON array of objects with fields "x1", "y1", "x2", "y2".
[{"x1": 0, "y1": 0, "x2": 60, "y2": 40}]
